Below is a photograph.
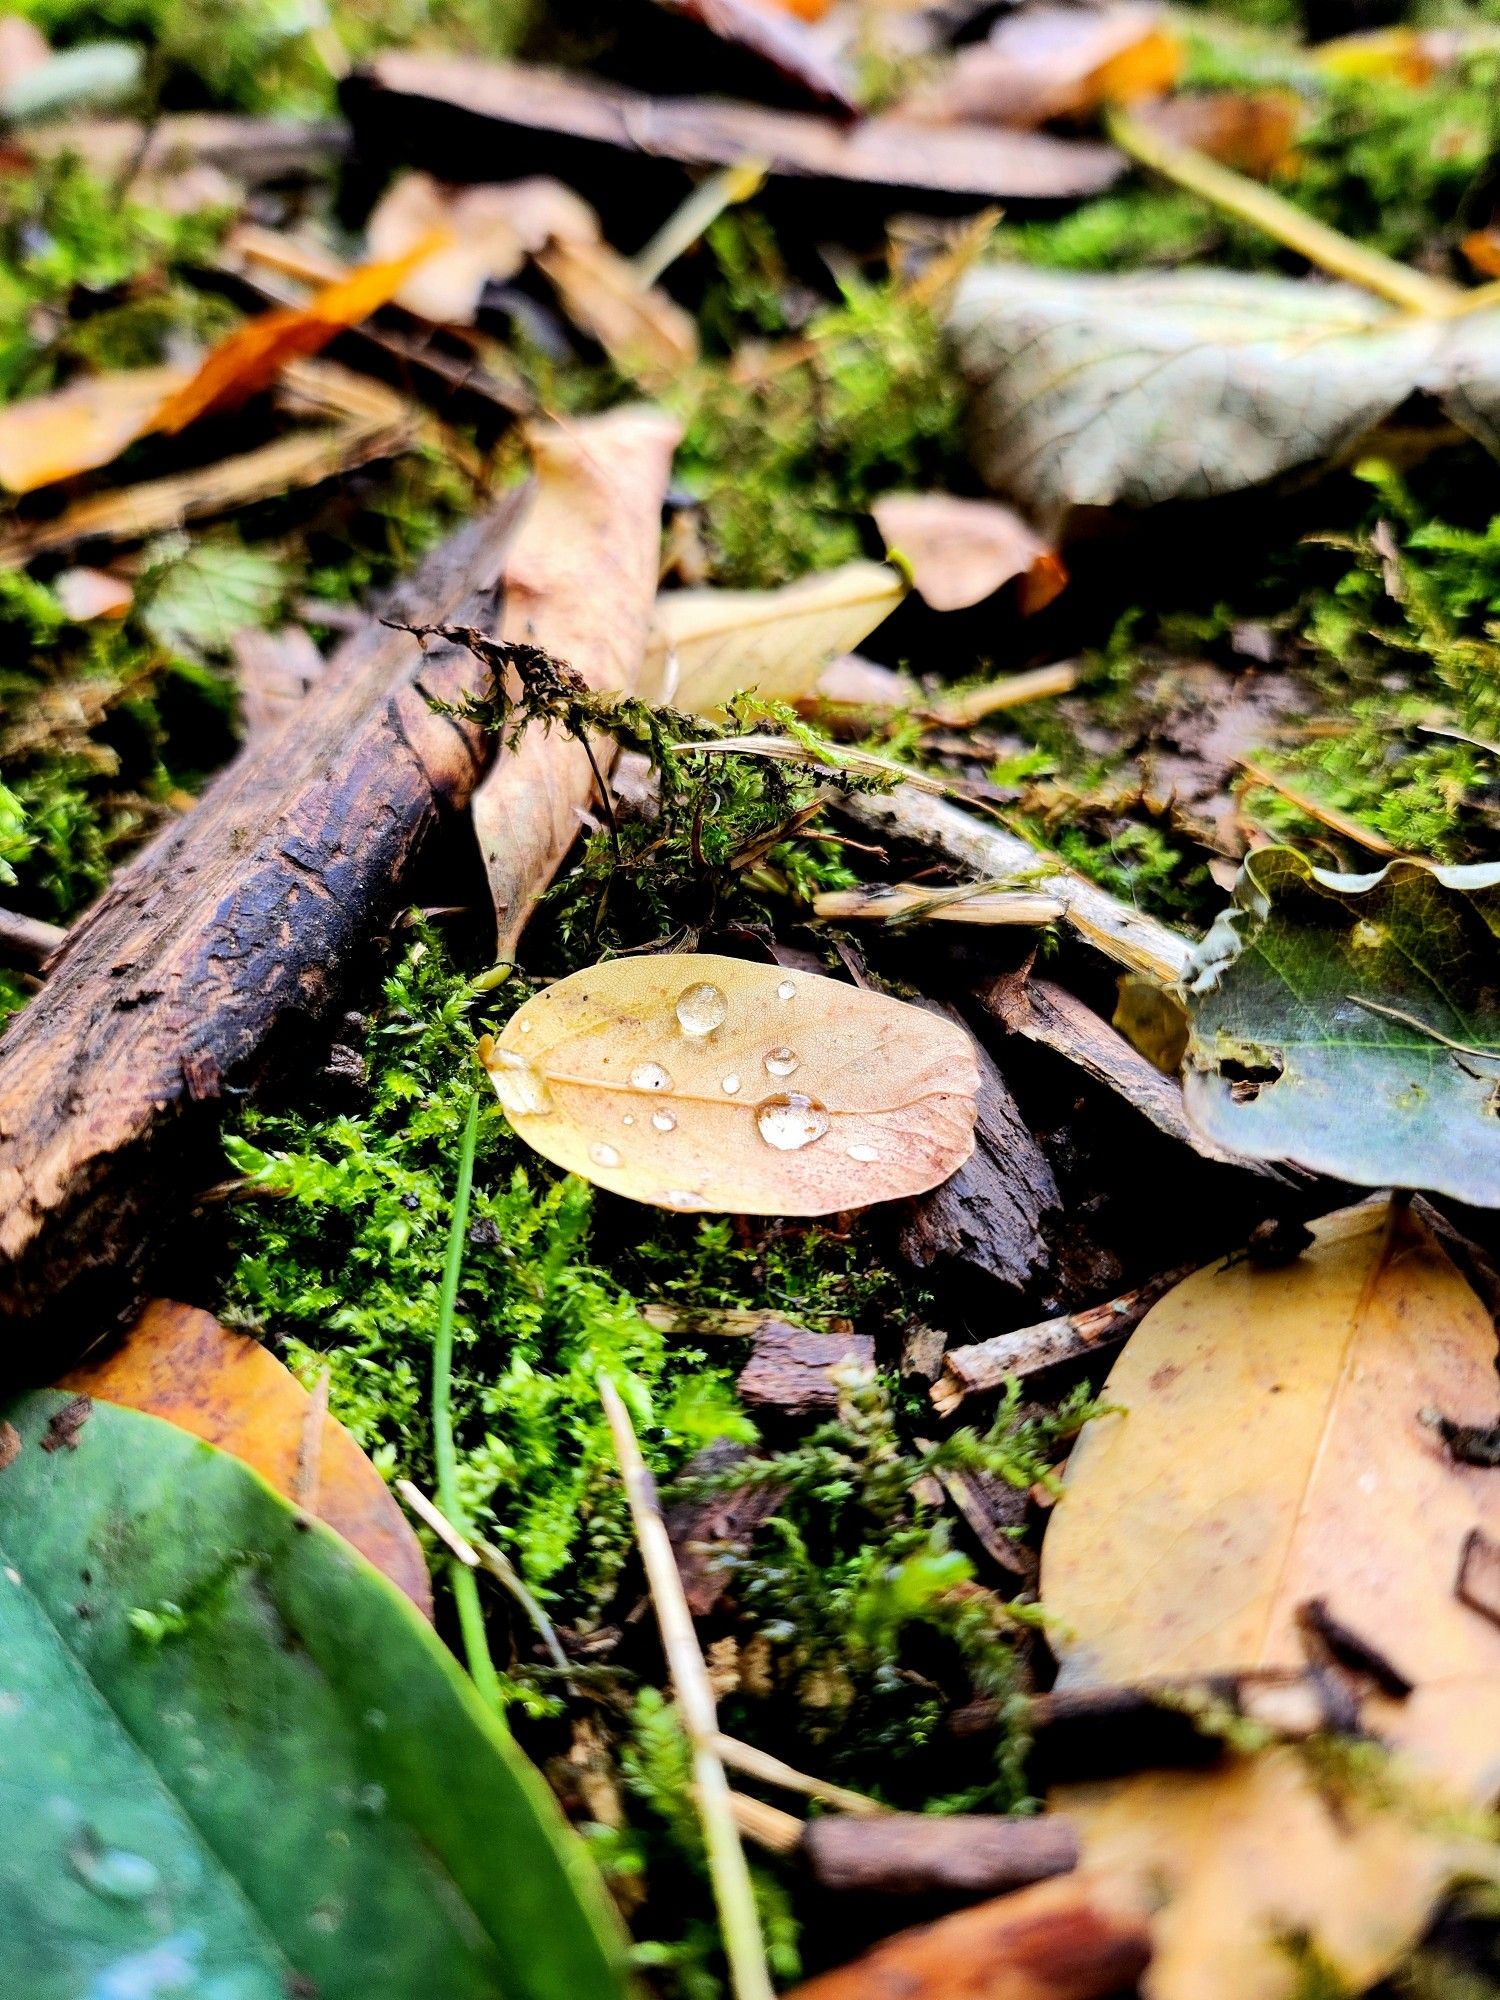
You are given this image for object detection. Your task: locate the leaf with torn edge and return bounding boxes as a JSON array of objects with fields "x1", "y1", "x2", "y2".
[
  {"x1": 900, "y1": 2, "x2": 1181, "y2": 130},
  {"x1": 481, "y1": 952, "x2": 979, "y2": 1215},
  {"x1": 473, "y1": 405, "x2": 681, "y2": 957},
  {"x1": 871, "y1": 491, "x2": 1066, "y2": 613},
  {"x1": 651, "y1": 560, "x2": 906, "y2": 716},
  {"x1": 1040, "y1": 1198, "x2": 1500, "y2": 2000},
  {"x1": 60, "y1": 1299, "x2": 431, "y2": 1617},
  {"x1": 950, "y1": 264, "x2": 1500, "y2": 516},
  {"x1": 1177, "y1": 847, "x2": 1500, "y2": 1205},
  {"x1": 366, "y1": 172, "x2": 598, "y2": 325},
  {"x1": 0, "y1": 1390, "x2": 627, "y2": 2000}
]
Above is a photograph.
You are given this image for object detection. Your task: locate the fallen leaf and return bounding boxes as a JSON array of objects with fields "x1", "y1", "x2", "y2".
[
  {"x1": 950, "y1": 263, "x2": 1500, "y2": 515},
  {"x1": 1132, "y1": 89, "x2": 1303, "y2": 179},
  {"x1": 650, "y1": 560, "x2": 906, "y2": 715},
  {"x1": 0, "y1": 15, "x2": 51, "y2": 97},
  {"x1": 0, "y1": 36, "x2": 141, "y2": 121},
  {"x1": 141, "y1": 532, "x2": 288, "y2": 657},
  {"x1": 52, "y1": 566, "x2": 133, "y2": 621},
  {"x1": 0, "y1": 1388, "x2": 628, "y2": 1999},
  {"x1": 0, "y1": 363, "x2": 186, "y2": 495},
  {"x1": 1177, "y1": 847, "x2": 1500, "y2": 1205},
  {"x1": 1463, "y1": 227, "x2": 1500, "y2": 280},
  {"x1": 652, "y1": 0, "x2": 857, "y2": 114},
  {"x1": 900, "y1": 3, "x2": 1181, "y2": 129},
  {"x1": 61, "y1": 1299, "x2": 432, "y2": 1616},
  {"x1": 1041, "y1": 1198, "x2": 1500, "y2": 2000},
  {"x1": 366, "y1": 171, "x2": 599, "y2": 324},
  {"x1": 481, "y1": 951, "x2": 979, "y2": 1215},
  {"x1": 475, "y1": 405, "x2": 682, "y2": 955},
  {"x1": 1313, "y1": 24, "x2": 1484, "y2": 85},
  {"x1": 534, "y1": 236, "x2": 699, "y2": 389},
  {"x1": 353, "y1": 53, "x2": 1127, "y2": 206},
  {"x1": 871, "y1": 490, "x2": 1066, "y2": 612},
  {"x1": 231, "y1": 622, "x2": 327, "y2": 736}
]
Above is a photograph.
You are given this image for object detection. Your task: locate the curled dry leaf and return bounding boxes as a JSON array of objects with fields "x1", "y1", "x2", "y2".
[
  {"x1": 1041, "y1": 1199, "x2": 1500, "y2": 2000},
  {"x1": 1179, "y1": 847, "x2": 1500, "y2": 1205},
  {"x1": 474, "y1": 405, "x2": 681, "y2": 956},
  {"x1": 951, "y1": 263, "x2": 1500, "y2": 515},
  {"x1": 366, "y1": 171, "x2": 599, "y2": 324},
  {"x1": 871, "y1": 490, "x2": 1066, "y2": 613},
  {"x1": 60, "y1": 1299, "x2": 432, "y2": 1617},
  {"x1": 481, "y1": 952, "x2": 979, "y2": 1215},
  {"x1": 650, "y1": 560, "x2": 906, "y2": 715},
  {"x1": 900, "y1": 3, "x2": 1181, "y2": 130}
]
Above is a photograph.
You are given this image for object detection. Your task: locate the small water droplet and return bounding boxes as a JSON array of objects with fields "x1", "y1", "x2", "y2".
[
  {"x1": 622, "y1": 1113, "x2": 636, "y2": 1126},
  {"x1": 756, "y1": 1093, "x2": 830, "y2": 1151},
  {"x1": 848, "y1": 1144, "x2": 879, "y2": 1162},
  {"x1": 721, "y1": 1073, "x2": 741, "y2": 1095},
  {"x1": 590, "y1": 1142, "x2": 622, "y2": 1168},
  {"x1": 763, "y1": 1046, "x2": 799, "y2": 1078},
  {"x1": 776, "y1": 980, "x2": 795, "y2": 1001},
  {"x1": 652, "y1": 1110, "x2": 676, "y2": 1132},
  {"x1": 69, "y1": 1835, "x2": 160, "y2": 1904},
  {"x1": 629, "y1": 1061, "x2": 674, "y2": 1093},
  {"x1": 662, "y1": 1188, "x2": 705, "y2": 1210},
  {"x1": 519, "y1": 1019, "x2": 532, "y2": 1033},
  {"x1": 675, "y1": 981, "x2": 727, "y2": 1037},
  {"x1": 488, "y1": 1048, "x2": 552, "y2": 1119}
]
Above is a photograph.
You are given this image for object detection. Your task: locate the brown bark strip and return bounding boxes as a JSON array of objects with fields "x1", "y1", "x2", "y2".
[
  {"x1": 0, "y1": 495, "x2": 523, "y2": 1348},
  {"x1": 801, "y1": 1812, "x2": 1079, "y2": 1900},
  {"x1": 784, "y1": 1873, "x2": 1152, "y2": 2000}
]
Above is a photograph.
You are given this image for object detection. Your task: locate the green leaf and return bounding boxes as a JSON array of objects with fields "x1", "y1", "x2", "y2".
[
  {"x1": 141, "y1": 533, "x2": 288, "y2": 658},
  {"x1": 1179, "y1": 847, "x2": 1500, "y2": 1204},
  {"x1": 0, "y1": 1390, "x2": 628, "y2": 2000}
]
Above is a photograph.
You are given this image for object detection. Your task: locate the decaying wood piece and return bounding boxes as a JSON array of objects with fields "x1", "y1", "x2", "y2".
[
  {"x1": 899, "y1": 998, "x2": 1057, "y2": 1295},
  {"x1": 348, "y1": 54, "x2": 1125, "y2": 209},
  {"x1": 932, "y1": 1265, "x2": 1197, "y2": 1415},
  {"x1": 0, "y1": 495, "x2": 527, "y2": 1342},
  {"x1": 664, "y1": 1440, "x2": 785, "y2": 1617},
  {"x1": 801, "y1": 1812, "x2": 1079, "y2": 1899},
  {"x1": 0, "y1": 907, "x2": 64, "y2": 969},
  {"x1": 839, "y1": 785, "x2": 1193, "y2": 984},
  {"x1": 784, "y1": 1873, "x2": 1152, "y2": 2000},
  {"x1": 737, "y1": 1322, "x2": 875, "y2": 1415}
]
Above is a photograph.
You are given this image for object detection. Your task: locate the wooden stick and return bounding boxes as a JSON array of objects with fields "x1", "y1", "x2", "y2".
[
  {"x1": 801, "y1": 1813, "x2": 1079, "y2": 1900},
  {"x1": 837, "y1": 786, "x2": 1193, "y2": 985},
  {"x1": 600, "y1": 1376, "x2": 774, "y2": 2000},
  {"x1": 714, "y1": 1735, "x2": 890, "y2": 1817},
  {"x1": 0, "y1": 907, "x2": 65, "y2": 968},
  {"x1": 932, "y1": 1266, "x2": 1197, "y2": 1415}
]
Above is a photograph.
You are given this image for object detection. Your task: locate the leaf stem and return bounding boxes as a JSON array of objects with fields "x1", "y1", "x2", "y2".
[
  {"x1": 1105, "y1": 107, "x2": 1464, "y2": 318},
  {"x1": 600, "y1": 1375, "x2": 775, "y2": 2000},
  {"x1": 433, "y1": 1089, "x2": 503, "y2": 1711}
]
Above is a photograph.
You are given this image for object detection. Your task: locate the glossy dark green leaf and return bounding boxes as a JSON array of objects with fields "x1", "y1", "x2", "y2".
[
  {"x1": 0, "y1": 1390, "x2": 628, "y2": 2000},
  {"x1": 1180, "y1": 847, "x2": 1500, "y2": 1204}
]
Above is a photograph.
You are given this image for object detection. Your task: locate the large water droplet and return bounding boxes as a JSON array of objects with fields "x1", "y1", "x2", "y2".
[
  {"x1": 651, "y1": 1110, "x2": 676, "y2": 1132},
  {"x1": 763, "y1": 1046, "x2": 799, "y2": 1078},
  {"x1": 756, "y1": 1093, "x2": 830, "y2": 1151},
  {"x1": 69, "y1": 1835, "x2": 160, "y2": 1903},
  {"x1": 721, "y1": 1073, "x2": 741, "y2": 1095},
  {"x1": 629, "y1": 1061, "x2": 674, "y2": 1093},
  {"x1": 675, "y1": 981, "x2": 727, "y2": 1037},
  {"x1": 847, "y1": 1143, "x2": 879, "y2": 1162},
  {"x1": 590, "y1": 1142, "x2": 622, "y2": 1168},
  {"x1": 489, "y1": 1048, "x2": 552, "y2": 1119},
  {"x1": 776, "y1": 980, "x2": 796, "y2": 1001}
]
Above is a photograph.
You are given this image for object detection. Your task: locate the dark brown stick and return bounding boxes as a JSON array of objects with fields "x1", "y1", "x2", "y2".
[
  {"x1": 0, "y1": 907, "x2": 65, "y2": 969},
  {"x1": 802, "y1": 1813, "x2": 1078, "y2": 1900},
  {"x1": 0, "y1": 496, "x2": 526, "y2": 1347}
]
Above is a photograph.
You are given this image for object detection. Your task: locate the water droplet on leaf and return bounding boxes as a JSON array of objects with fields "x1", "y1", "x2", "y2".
[
  {"x1": 848, "y1": 1143, "x2": 879, "y2": 1162},
  {"x1": 489, "y1": 1048, "x2": 552, "y2": 1119},
  {"x1": 69, "y1": 1836, "x2": 160, "y2": 1903},
  {"x1": 662, "y1": 1188, "x2": 706, "y2": 1210},
  {"x1": 763, "y1": 1046, "x2": 799, "y2": 1078},
  {"x1": 675, "y1": 981, "x2": 727, "y2": 1037},
  {"x1": 590, "y1": 1142, "x2": 622, "y2": 1168},
  {"x1": 652, "y1": 1110, "x2": 676, "y2": 1132},
  {"x1": 629, "y1": 1062, "x2": 674, "y2": 1092},
  {"x1": 721, "y1": 1073, "x2": 741, "y2": 1095},
  {"x1": 776, "y1": 980, "x2": 796, "y2": 1001},
  {"x1": 756, "y1": 1093, "x2": 830, "y2": 1151}
]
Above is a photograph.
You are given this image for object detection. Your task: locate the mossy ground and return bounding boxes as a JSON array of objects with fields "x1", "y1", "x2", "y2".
[{"x1": 4, "y1": 0, "x2": 1500, "y2": 1990}]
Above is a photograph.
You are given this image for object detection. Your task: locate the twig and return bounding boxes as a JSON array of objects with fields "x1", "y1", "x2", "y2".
[
  {"x1": 714, "y1": 1734, "x2": 891, "y2": 1817},
  {"x1": 920, "y1": 661, "x2": 1081, "y2": 728},
  {"x1": 0, "y1": 906, "x2": 65, "y2": 968},
  {"x1": 633, "y1": 157, "x2": 769, "y2": 288},
  {"x1": 397, "y1": 1478, "x2": 570, "y2": 1672},
  {"x1": 1106, "y1": 106, "x2": 1461, "y2": 317},
  {"x1": 812, "y1": 880, "x2": 1066, "y2": 928},
  {"x1": 600, "y1": 1375, "x2": 774, "y2": 2000},
  {"x1": 672, "y1": 732, "x2": 954, "y2": 797},
  {"x1": 1236, "y1": 757, "x2": 1400, "y2": 856},
  {"x1": 432, "y1": 1091, "x2": 503, "y2": 1710},
  {"x1": 838, "y1": 785, "x2": 1194, "y2": 985},
  {"x1": 728, "y1": 1791, "x2": 804, "y2": 1856}
]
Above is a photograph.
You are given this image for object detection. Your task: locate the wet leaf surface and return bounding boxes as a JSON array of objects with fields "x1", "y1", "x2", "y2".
[{"x1": 482, "y1": 952, "x2": 979, "y2": 1214}]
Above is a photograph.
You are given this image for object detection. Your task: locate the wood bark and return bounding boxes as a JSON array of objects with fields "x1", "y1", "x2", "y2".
[
  {"x1": 802, "y1": 1812, "x2": 1078, "y2": 1900},
  {"x1": 0, "y1": 495, "x2": 527, "y2": 1349},
  {"x1": 736, "y1": 1322, "x2": 875, "y2": 1416}
]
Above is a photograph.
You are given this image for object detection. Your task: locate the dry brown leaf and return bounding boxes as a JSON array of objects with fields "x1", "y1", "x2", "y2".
[
  {"x1": 52, "y1": 566, "x2": 133, "y2": 621},
  {"x1": 652, "y1": 0, "x2": 856, "y2": 114},
  {"x1": 1463, "y1": 228, "x2": 1500, "y2": 280},
  {"x1": 481, "y1": 951, "x2": 979, "y2": 1215},
  {"x1": 475, "y1": 405, "x2": 681, "y2": 956},
  {"x1": 534, "y1": 237, "x2": 699, "y2": 389},
  {"x1": 1133, "y1": 89, "x2": 1303, "y2": 179},
  {"x1": 0, "y1": 364, "x2": 186, "y2": 495},
  {"x1": 871, "y1": 490, "x2": 1066, "y2": 613},
  {"x1": 900, "y1": 3, "x2": 1181, "y2": 129},
  {"x1": 1040, "y1": 1198, "x2": 1500, "y2": 2000},
  {"x1": 60, "y1": 1299, "x2": 432, "y2": 1616},
  {"x1": 650, "y1": 561, "x2": 906, "y2": 715},
  {"x1": 366, "y1": 171, "x2": 599, "y2": 324},
  {"x1": 231, "y1": 623, "x2": 326, "y2": 737}
]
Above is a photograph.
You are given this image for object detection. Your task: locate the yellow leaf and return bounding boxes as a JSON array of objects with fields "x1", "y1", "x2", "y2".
[
  {"x1": 1041, "y1": 1198, "x2": 1500, "y2": 2000},
  {"x1": 482, "y1": 952, "x2": 979, "y2": 1215},
  {"x1": 0, "y1": 364, "x2": 187, "y2": 495},
  {"x1": 650, "y1": 561, "x2": 907, "y2": 716}
]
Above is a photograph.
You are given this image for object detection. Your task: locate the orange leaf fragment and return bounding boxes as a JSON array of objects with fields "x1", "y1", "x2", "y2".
[
  {"x1": 61, "y1": 1299, "x2": 433, "y2": 1618},
  {"x1": 1463, "y1": 228, "x2": 1500, "y2": 279}
]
